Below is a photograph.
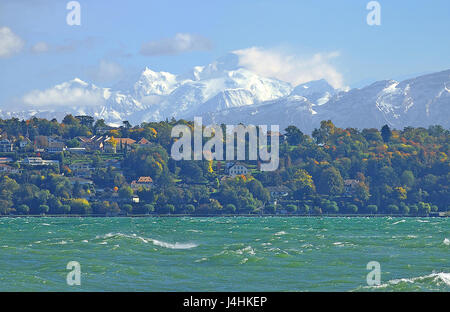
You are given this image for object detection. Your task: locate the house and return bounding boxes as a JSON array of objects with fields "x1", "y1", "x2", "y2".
[
  {"x1": 0, "y1": 139, "x2": 13, "y2": 152},
  {"x1": 266, "y1": 186, "x2": 290, "y2": 200},
  {"x1": 131, "y1": 176, "x2": 154, "y2": 190},
  {"x1": 227, "y1": 162, "x2": 249, "y2": 177},
  {"x1": 344, "y1": 179, "x2": 360, "y2": 196},
  {"x1": 137, "y1": 138, "x2": 151, "y2": 146},
  {"x1": 77, "y1": 135, "x2": 109, "y2": 151},
  {"x1": 33, "y1": 136, "x2": 65, "y2": 153},
  {"x1": 20, "y1": 157, "x2": 59, "y2": 168},
  {"x1": 132, "y1": 196, "x2": 140, "y2": 204},
  {"x1": 66, "y1": 147, "x2": 86, "y2": 154},
  {"x1": 104, "y1": 137, "x2": 136, "y2": 153},
  {"x1": 116, "y1": 138, "x2": 136, "y2": 152},
  {"x1": 0, "y1": 164, "x2": 18, "y2": 174},
  {"x1": 103, "y1": 159, "x2": 121, "y2": 169},
  {"x1": 47, "y1": 140, "x2": 65, "y2": 153},
  {"x1": 69, "y1": 162, "x2": 94, "y2": 178},
  {"x1": 0, "y1": 157, "x2": 13, "y2": 164},
  {"x1": 34, "y1": 135, "x2": 49, "y2": 149},
  {"x1": 19, "y1": 138, "x2": 32, "y2": 149},
  {"x1": 68, "y1": 177, "x2": 94, "y2": 186}
]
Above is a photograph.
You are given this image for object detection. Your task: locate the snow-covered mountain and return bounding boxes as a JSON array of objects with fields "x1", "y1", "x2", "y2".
[
  {"x1": 202, "y1": 70, "x2": 450, "y2": 133},
  {"x1": 2, "y1": 53, "x2": 449, "y2": 133}
]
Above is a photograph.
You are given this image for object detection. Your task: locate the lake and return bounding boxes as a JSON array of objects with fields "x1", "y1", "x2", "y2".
[{"x1": 0, "y1": 217, "x2": 448, "y2": 291}]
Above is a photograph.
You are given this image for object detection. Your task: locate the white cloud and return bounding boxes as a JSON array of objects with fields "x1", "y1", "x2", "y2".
[
  {"x1": 22, "y1": 79, "x2": 106, "y2": 108},
  {"x1": 0, "y1": 27, "x2": 24, "y2": 58},
  {"x1": 28, "y1": 37, "x2": 98, "y2": 55},
  {"x1": 88, "y1": 60, "x2": 124, "y2": 83},
  {"x1": 233, "y1": 47, "x2": 344, "y2": 88},
  {"x1": 140, "y1": 33, "x2": 212, "y2": 56},
  {"x1": 31, "y1": 41, "x2": 49, "y2": 54}
]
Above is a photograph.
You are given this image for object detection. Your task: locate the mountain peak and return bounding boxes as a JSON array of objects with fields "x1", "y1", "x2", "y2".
[{"x1": 70, "y1": 77, "x2": 89, "y2": 86}]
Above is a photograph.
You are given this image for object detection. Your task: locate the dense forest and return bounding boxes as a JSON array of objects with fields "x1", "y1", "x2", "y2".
[{"x1": 0, "y1": 115, "x2": 448, "y2": 216}]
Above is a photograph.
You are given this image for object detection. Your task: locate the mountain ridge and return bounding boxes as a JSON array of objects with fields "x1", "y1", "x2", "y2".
[{"x1": 1, "y1": 55, "x2": 449, "y2": 133}]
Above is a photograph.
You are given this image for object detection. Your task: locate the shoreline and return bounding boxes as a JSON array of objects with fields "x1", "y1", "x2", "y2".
[{"x1": 0, "y1": 213, "x2": 447, "y2": 218}]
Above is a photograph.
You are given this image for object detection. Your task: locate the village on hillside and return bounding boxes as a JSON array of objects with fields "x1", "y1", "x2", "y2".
[{"x1": 0, "y1": 115, "x2": 448, "y2": 217}]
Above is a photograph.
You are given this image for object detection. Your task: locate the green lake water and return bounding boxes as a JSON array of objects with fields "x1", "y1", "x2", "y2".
[{"x1": 0, "y1": 217, "x2": 448, "y2": 291}]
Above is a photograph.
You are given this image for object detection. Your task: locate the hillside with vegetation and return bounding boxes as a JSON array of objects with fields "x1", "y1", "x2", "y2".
[{"x1": 0, "y1": 115, "x2": 448, "y2": 216}]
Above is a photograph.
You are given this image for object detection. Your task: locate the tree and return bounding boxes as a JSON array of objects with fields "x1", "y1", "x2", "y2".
[
  {"x1": 122, "y1": 121, "x2": 132, "y2": 129},
  {"x1": 418, "y1": 202, "x2": 431, "y2": 215},
  {"x1": 17, "y1": 204, "x2": 30, "y2": 215},
  {"x1": 143, "y1": 204, "x2": 155, "y2": 214},
  {"x1": 400, "y1": 202, "x2": 410, "y2": 215},
  {"x1": 165, "y1": 204, "x2": 175, "y2": 214},
  {"x1": 75, "y1": 115, "x2": 94, "y2": 128},
  {"x1": 225, "y1": 204, "x2": 236, "y2": 214},
  {"x1": 69, "y1": 199, "x2": 91, "y2": 215},
  {"x1": 289, "y1": 169, "x2": 315, "y2": 199},
  {"x1": 387, "y1": 204, "x2": 399, "y2": 215},
  {"x1": 354, "y1": 182, "x2": 370, "y2": 202},
  {"x1": 39, "y1": 204, "x2": 49, "y2": 214},
  {"x1": 366, "y1": 204, "x2": 378, "y2": 215},
  {"x1": 346, "y1": 204, "x2": 358, "y2": 214},
  {"x1": 299, "y1": 203, "x2": 310, "y2": 215},
  {"x1": 122, "y1": 204, "x2": 133, "y2": 214},
  {"x1": 395, "y1": 187, "x2": 407, "y2": 201},
  {"x1": 118, "y1": 186, "x2": 133, "y2": 200},
  {"x1": 401, "y1": 170, "x2": 415, "y2": 188},
  {"x1": 317, "y1": 167, "x2": 344, "y2": 195},
  {"x1": 264, "y1": 204, "x2": 276, "y2": 214},
  {"x1": 184, "y1": 204, "x2": 195, "y2": 214},
  {"x1": 324, "y1": 201, "x2": 339, "y2": 214},
  {"x1": 381, "y1": 125, "x2": 392, "y2": 142},
  {"x1": 286, "y1": 204, "x2": 297, "y2": 214},
  {"x1": 284, "y1": 126, "x2": 304, "y2": 145},
  {"x1": 62, "y1": 114, "x2": 79, "y2": 126},
  {"x1": 409, "y1": 204, "x2": 419, "y2": 215},
  {"x1": 247, "y1": 179, "x2": 269, "y2": 203},
  {"x1": 62, "y1": 205, "x2": 71, "y2": 215}
]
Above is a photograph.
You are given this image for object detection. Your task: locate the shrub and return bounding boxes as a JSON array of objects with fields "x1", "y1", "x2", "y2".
[
  {"x1": 39, "y1": 205, "x2": 49, "y2": 214},
  {"x1": 286, "y1": 204, "x2": 297, "y2": 213},
  {"x1": 265, "y1": 204, "x2": 276, "y2": 214},
  {"x1": 366, "y1": 204, "x2": 378, "y2": 214},
  {"x1": 387, "y1": 204, "x2": 399, "y2": 214},
  {"x1": 17, "y1": 204, "x2": 30, "y2": 215},
  {"x1": 347, "y1": 204, "x2": 358, "y2": 214},
  {"x1": 225, "y1": 204, "x2": 236, "y2": 213},
  {"x1": 122, "y1": 204, "x2": 133, "y2": 214},
  {"x1": 184, "y1": 204, "x2": 195, "y2": 214}
]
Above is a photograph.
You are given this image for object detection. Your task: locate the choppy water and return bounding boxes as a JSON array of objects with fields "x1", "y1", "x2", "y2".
[{"x1": 0, "y1": 217, "x2": 448, "y2": 291}]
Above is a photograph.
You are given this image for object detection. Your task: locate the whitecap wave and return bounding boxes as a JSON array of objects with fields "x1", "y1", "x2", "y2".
[
  {"x1": 392, "y1": 220, "x2": 406, "y2": 225},
  {"x1": 95, "y1": 232, "x2": 198, "y2": 249},
  {"x1": 368, "y1": 272, "x2": 450, "y2": 289},
  {"x1": 444, "y1": 238, "x2": 450, "y2": 246}
]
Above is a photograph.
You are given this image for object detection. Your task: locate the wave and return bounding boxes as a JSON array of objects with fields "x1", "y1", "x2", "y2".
[
  {"x1": 95, "y1": 232, "x2": 198, "y2": 250},
  {"x1": 365, "y1": 272, "x2": 450, "y2": 290},
  {"x1": 392, "y1": 220, "x2": 406, "y2": 225},
  {"x1": 444, "y1": 238, "x2": 450, "y2": 246}
]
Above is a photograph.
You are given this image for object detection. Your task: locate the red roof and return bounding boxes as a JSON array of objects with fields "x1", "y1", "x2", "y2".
[
  {"x1": 138, "y1": 138, "x2": 151, "y2": 145},
  {"x1": 137, "y1": 176, "x2": 153, "y2": 183},
  {"x1": 115, "y1": 138, "x2": 136, "y2": 145}
]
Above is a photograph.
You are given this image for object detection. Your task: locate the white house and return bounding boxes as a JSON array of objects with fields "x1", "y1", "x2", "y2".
[
  {"x1": 0, "y1": 164, "x2": 18, "y2": 174},
  {"x1": 227, "y1": 162, "x2": 249, "y2": 177},
  {"x1": 0, "y1": 139, "x2": 13, "y2": 152}
]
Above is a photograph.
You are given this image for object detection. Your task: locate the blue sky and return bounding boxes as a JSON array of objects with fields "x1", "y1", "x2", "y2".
[{"x1": 1, "y1": 0, "x2": 450, "y2": 108}]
